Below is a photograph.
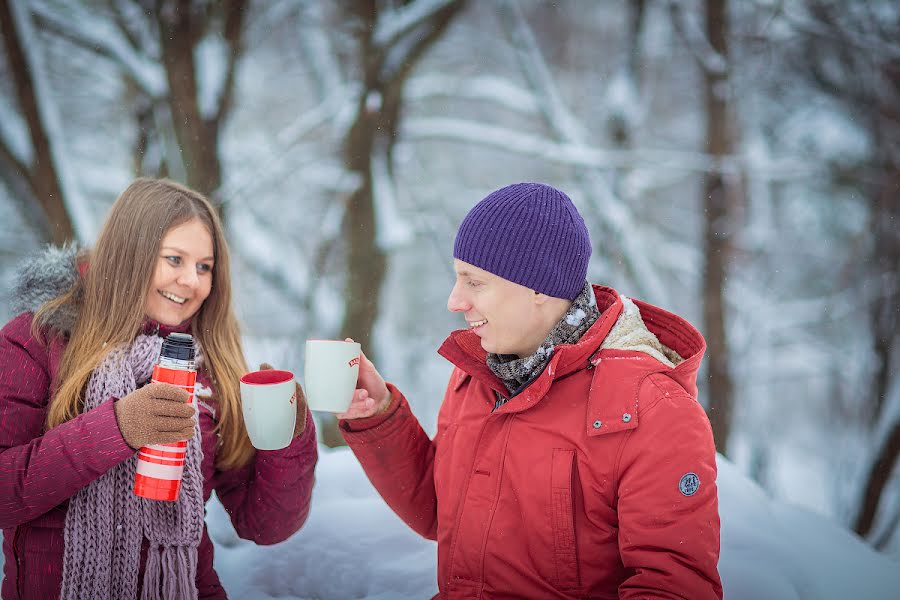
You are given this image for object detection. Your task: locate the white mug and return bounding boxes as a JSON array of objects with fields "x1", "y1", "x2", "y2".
[
  {"x1": 304, "y1": 340, "x2": 361, "y2": 412},
  {"x1": 239, "y1": 369, "x2": 297, "y2": 450}
]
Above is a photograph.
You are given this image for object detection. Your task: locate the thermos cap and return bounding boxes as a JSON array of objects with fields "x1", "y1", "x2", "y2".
[{"x1": 161, "y1": 333, "x2": 195, "y2": 361}]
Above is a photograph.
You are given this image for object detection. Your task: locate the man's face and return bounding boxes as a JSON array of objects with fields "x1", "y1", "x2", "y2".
[{"x1": 447, "y1": 259, "x2": 547, "y2": 358}]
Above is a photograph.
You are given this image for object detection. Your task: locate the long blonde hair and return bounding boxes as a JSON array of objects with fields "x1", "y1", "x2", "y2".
[{"x1": 34, "y1": 178, "x2": 254, "y2": 469}]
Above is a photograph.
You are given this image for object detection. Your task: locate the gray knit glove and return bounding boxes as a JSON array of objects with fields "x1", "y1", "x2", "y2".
[{"x1": 113, "y1": 382, "x2": 196, "y2": 450}]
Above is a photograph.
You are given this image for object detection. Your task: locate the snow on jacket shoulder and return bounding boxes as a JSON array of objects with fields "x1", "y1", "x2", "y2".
[{"x1": 342, "y1": 285, "x2": 722, "y2": 600}]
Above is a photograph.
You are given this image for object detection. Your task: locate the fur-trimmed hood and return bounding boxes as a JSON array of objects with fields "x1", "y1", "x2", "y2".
[{"x1": 11, "y1": 244, "x2": 82, "y2": 336}]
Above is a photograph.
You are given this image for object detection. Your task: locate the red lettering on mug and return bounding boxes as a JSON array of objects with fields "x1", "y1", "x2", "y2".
[{"x1": 348, "y1": 357, "x2": 360, "y2": 367}]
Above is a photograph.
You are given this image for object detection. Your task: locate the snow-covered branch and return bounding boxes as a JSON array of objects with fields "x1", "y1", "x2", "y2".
[
  {"x1": 406, "y1": 116, "x2": 711, "y2": 170},
  {"x1": 0, "y1": 103, "x2": 31, "y2": 170},
  {"x1": 373, "y1": 0, "x2": 457, "y2": 48},
  {"x1": 30, "y1": 2, "x2": 166, "y2": 98},
  {"x1": 407, "y1": 74, "x2": 539, "y2": 115},
  {"x1": 667, "y1": 0, "x2": 728, "y2": 75}
]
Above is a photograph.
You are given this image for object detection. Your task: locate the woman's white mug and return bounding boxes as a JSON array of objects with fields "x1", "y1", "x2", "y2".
[
  {"x1": 304, "y1": 340, "x2": 361, "y2": 412},
  {"x1": 239, "y1": 369, "x2": 297, "y2": 450}
]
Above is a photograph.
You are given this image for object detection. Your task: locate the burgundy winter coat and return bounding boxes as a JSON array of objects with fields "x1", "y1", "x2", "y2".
[
  {"x1": 0, "y1": 313, "x2": 318, "y2": 600},
  {"x1": 342, "y1": 286, "x2": 722, "y2": 599}
]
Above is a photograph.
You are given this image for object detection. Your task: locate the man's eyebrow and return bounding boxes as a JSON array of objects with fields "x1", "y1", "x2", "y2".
[{"x1": 161, "y1": 246, "x2": 214, "y2": 261}]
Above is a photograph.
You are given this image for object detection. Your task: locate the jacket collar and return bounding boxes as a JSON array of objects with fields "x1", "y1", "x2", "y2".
[
  {"x1": 140, "y1": 317, "x2": 193, "y2": 338},
  {"x1": 438, "y1": 284, "x2": 706, "y2": 413},
  {"x1": 437, "y1": 285, "x2": 624, "y2": 402}
]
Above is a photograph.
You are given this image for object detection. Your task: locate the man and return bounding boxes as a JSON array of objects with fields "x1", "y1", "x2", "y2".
[{"x1": 339, "y1": 182, "x2": 722, "y2": 599}]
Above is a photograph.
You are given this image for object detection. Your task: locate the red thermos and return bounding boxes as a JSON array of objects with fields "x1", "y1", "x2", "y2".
[{"x1": 133, "y1": 332, "x2": 196, "y2": 501}]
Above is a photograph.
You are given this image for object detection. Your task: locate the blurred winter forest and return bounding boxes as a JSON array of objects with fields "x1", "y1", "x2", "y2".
[{"x1": 0, "y1": 0, "x2": 897, "y2": 558}]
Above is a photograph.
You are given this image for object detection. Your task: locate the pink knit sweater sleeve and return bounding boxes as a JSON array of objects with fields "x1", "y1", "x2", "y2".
[{"x1": 0, "y1": 314, "x2": 135, "y2": 528}]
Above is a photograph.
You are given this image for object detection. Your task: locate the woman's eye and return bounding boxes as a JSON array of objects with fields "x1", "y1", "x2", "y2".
[
  {"x1": 197, "y1": 263, "x2": 213, "y2": 274},
  {"x1": 165, "y1": 256, "x2": 181, "y2": 266}
]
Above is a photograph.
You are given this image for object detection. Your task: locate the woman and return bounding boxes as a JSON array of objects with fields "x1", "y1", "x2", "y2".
[{"x1": 0, "y1": 179, "x2": 317, "y2": 599}]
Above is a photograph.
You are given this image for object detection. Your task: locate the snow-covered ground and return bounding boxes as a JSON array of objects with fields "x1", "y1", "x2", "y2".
[{"x1": 0, "y1": 444, "x2": 897, "y2": 598}]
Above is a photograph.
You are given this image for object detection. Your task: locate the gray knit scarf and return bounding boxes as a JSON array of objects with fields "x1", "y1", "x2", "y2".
[
  {"x1": 487, "y1": 282, "x2": 599, "y2": 407},
  {"x1": 60, "y1": 334, "x2": 204, "y2": 600}
]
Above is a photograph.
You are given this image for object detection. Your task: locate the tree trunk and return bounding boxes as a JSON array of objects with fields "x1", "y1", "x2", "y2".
[
  {"x1": 854, "y1": 419, "x2": 900, "y2": 537},
  {"x1": 156, "y1": 1, "x2": 223, "y2": 201},
  {"x1": 321, "y1": 1, "x2": 466, "y2": 448},
  {"x1": 701, "y1": 0, "x2": 736, "y2": 456},
  {"x1": 0, "y1": 0, "x2": 75, "y2": 244},
  {"x1": 866, "y1": 160, "x2": 900, "y2": 425}
]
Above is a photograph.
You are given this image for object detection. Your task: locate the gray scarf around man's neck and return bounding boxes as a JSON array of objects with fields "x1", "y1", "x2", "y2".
[
  {"x1": 60, "y1": 334, "x2": 205, "y2": 600},
  {"x1": 487, "y1": 282, "x2": 599, "y2": 407}
]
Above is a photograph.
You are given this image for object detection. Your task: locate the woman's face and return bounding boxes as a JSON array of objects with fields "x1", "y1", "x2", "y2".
[{"x1": 143, "y1": 218, "x2": 214, "y2": 326}]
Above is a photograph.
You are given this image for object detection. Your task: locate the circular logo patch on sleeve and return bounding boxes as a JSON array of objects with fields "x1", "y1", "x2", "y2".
[{"x1": 679, "y1": 472, "x2": 700, "y2": 497}]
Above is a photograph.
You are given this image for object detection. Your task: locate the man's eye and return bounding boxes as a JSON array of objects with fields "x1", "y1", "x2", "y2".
[
  {"x1": 165, "y1": 256, "x2": 181, "y2": 265},
  {"x1": 467, "y1": 281, "x2": 482, "y2": 288}
]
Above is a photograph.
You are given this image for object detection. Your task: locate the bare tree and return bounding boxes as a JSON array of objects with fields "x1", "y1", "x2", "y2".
[
  {"x1": 0, "y1": 0, "x2": 84, "y2": 244},
  {"x1": 783, "y1": 0, "x2": 900, "y2": 542},
  {"x1": 671, "y1": 0, "x2": 739, "y2": 455},
  {"x1": 338, "y1": 0, "x2": 467, "y2": 352},
  {"x1": 31, "y1": 0, "x2": 248, "y2": 213}
]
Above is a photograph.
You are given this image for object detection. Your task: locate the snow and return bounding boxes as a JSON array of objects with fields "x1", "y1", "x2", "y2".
[
  {"x1": 407, "y1": 74, "x2": 540, "y2": 114},
  {"x1": 372, "y1": 150, "x2": 414, "y2": 250},
  {"x1": 0, "y1": 97, "x2": 33, "y2": 166},
  {"x1": 208, "y1": 446, "x2": 900, "y2": 599},
  {"x1": 195, "y1": 33, "x2": 229, "y2": 121},
  {"x1": 373, "y1": 0, "x2": 458, "y2": 48},
  {"x1": 28, "y1": 0, "x2": 167, "y2": 99}
]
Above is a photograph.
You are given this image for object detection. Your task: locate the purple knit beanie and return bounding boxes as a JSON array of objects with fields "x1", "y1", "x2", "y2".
[{"x1": 453, "y1": 182, "x2": 591, "y2": 300}]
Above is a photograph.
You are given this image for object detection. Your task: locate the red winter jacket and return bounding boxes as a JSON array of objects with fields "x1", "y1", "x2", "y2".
[
  {"x1": 342, "y1": 286, "x2": 722, "y2": 599},
  {"x1": 0, "y1": 313, "x2": 318, "y2": 600}
]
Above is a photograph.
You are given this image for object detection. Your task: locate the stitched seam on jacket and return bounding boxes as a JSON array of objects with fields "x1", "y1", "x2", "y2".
[
  {"x1": 446, "y1": 418, "x2": 490, "y2": 587},
  {"x1": 613, "y1": 374, "x2": 686, "y2": 502},
  {"x1": 478, "y1": 416, "x2": 514, "y2": 587}
]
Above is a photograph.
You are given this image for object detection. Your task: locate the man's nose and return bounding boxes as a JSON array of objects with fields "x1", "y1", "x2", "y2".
[{"x1": 447, "y1": 283, "x2": 469, "y2": 313}]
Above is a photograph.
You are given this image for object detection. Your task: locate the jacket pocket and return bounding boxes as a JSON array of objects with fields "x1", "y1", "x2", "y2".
[{"x1": 550, "y1": 448, "x2": 581, "y2": 592}]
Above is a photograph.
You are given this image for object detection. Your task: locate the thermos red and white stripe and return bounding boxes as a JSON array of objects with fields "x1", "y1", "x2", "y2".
[{"x1": 134, "y1": 332, "x2": 196, "y2": 501}]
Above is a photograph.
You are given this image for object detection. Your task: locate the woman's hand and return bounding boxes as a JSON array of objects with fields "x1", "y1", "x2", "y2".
[
  {"x1": 114, "y1": 382, "x2": 196, "y2": 449},
  {"x1": 258, "y1": 363, "x2": 308, "y2": 437},
  {"x1": 337, "y1": 341, "x2": 391, "y2": 420}
]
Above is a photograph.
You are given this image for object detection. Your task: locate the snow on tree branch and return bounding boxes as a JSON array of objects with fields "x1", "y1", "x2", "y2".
[
  {"x1": 0, "y1": 100, "x2": 32, "y2": 168},
  {"x1": 30, "y1": 1, "x2": 166, "y2": 98},
  {"x1": 373, "y1": 0, "x2": 458, "y2": 48},
  {"x1": 408, "y1": 74, "x2": 540, "y2": 115},
  {"x1": 668, "y1": 0, "x2": 728, "y2": 75}
]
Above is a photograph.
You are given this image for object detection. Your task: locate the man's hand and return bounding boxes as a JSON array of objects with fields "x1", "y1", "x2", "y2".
[{"x1": 337, "y1": 341, "x2": 391, "y2": 420}]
